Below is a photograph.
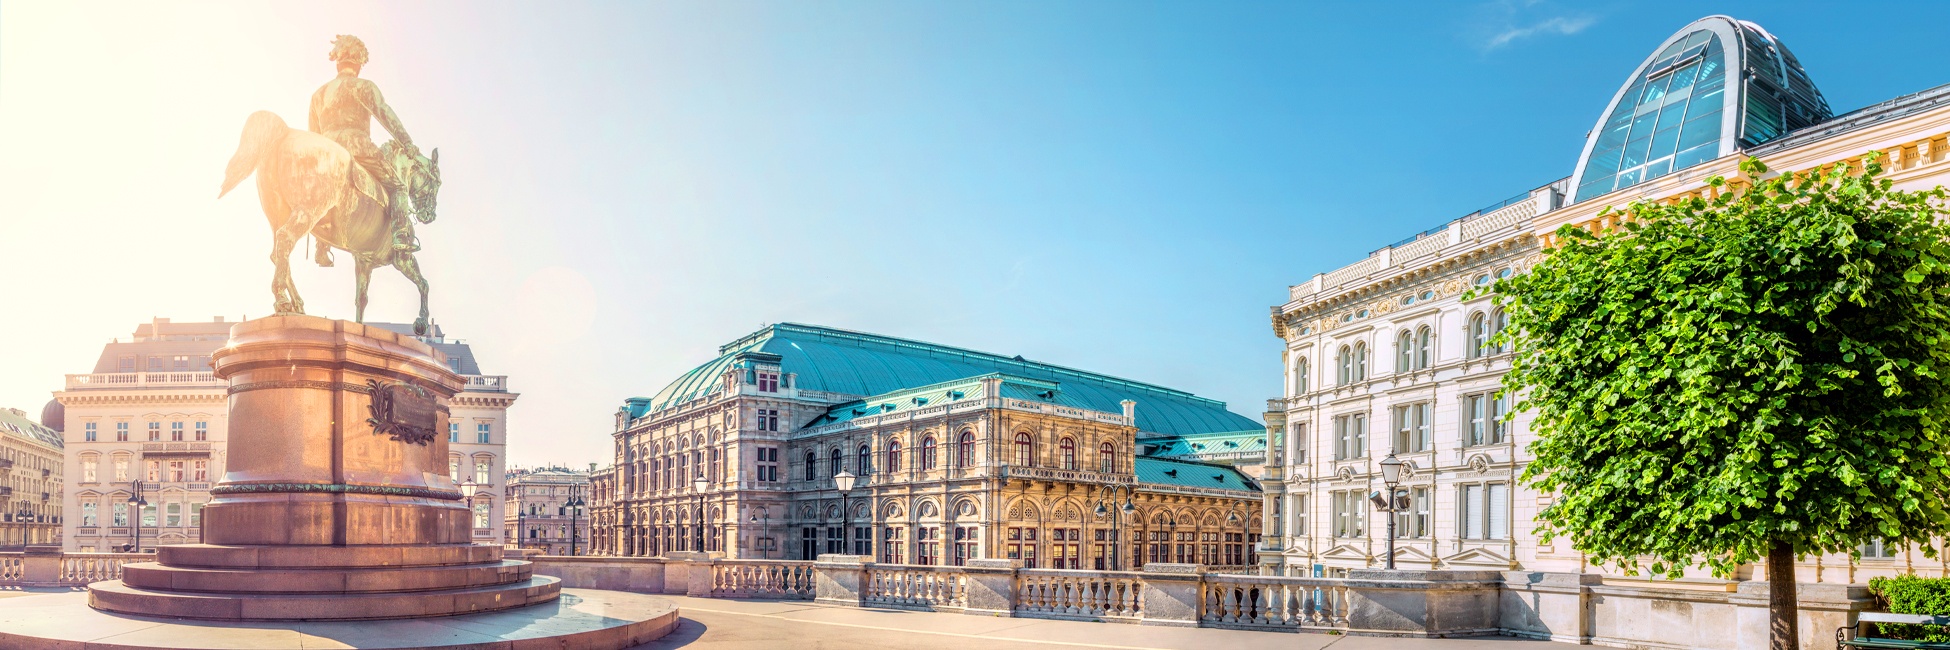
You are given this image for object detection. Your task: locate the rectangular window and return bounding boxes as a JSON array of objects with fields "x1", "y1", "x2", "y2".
[
  {"x1": 168, "y1": 461, "x2": 184, "y2": 482},
  {"x1": 854, "y1": 526, "x2": 871, "y2": 555},
  {"x1": 757, "y1": 409, "x2": 780, "y2": 432},
  {"x1": 142, "y1": 503, "x2": 157, "y2": 527},
  {"x1": 1007, "y1": 527, "x2": 1039, "y2": 568},
  {"x1": 1465, "y1": 395, "x2": 1488, "y2": 446},
  {"x1": 82, "y1": 502, "x2": 98, "y2": 527},
  {"x1": 116, "y1": 422, "x2": 129, "y2": 442},
  {"x1": 1396, "y1": 487, "x2": 1430, "y2": 538},
  {"x1": 825, "y1": 526, "x2": 843, "y2": 554},
  {"x1": 477, "y1": 422, "x2": 491, "y2": 444},
  {"x1": 194, "y1": 421, "x2": 207, "y2": 441},
  {"x1": 450, "y1": 423, "x2": 459, "y2": 443},
  {"x1": 165, "y1": 503, "x2": 182, "y2": 527},
  {"x1": 1862, "y1": 539, "x2": 1901, "y2": 559},
  {"x1": 190, "y1": 503, "x2": 204, "y2": 527},
  {"x1": 1331, "y1": 491, "x2": 1365, "y2": 538},
  {"x1": 83, "y1": 459, "x2": 98, "y2": 483},
  {"x1": 474, "y1": 460, "x2": 491, "y2": 485},
  {"x1": 757, "y1": 371, "x2": 779, "y2": 392},
  {"x1": 1491, "y1": 392, "x2": 1510, "y2": 444},
  {"x1": 757, "y1": 447, "x2": 778, "y2": 482},
  {"x1": 917, "y1": 526, "x2": 941, "y2": 566},
  {"x1": 148, "y1": 421, "x2": 161, "y2": 442},
  {"x1": 148, "y1": 356, "x2": 165, "y2": 371},
  {"x1": 146, "y1": 460, "x2": 160, "y2": 482},
  {"x1": 85, "y1": 422, "x2": 97, "y2": 442},
  {"x1": 171, "y1": 355, "x2": 190, "y2": 371},
  {"x1": 193, "y1": 460, "x2": 208, "y2": 482},
  {"x1": 118, "y1": 356, "x2": 136, "y2": 372},
  {"x1": 113, "y1": 502, "x2": 128, "y2": 526},
  {"x1": 1334, "y1": 413, "x2": 1367, "y2": 460},
  {"x1": 114, "y1": 458, "x2": 129, "y2": 481},
  {"x1": 953, "y1": 526, "x2": 978, "y2": 566},
  {"x1": 1289, "y1": 423, "x2": 1307, "y2": 465},
  {"x1": 473, "y1": 502, "x2": 491, "y2": 529},
  {"x1": 171, "y1": 421, "x2": 184, "y2": 441},
  {"x1": 1392, "y1": 403, "x2": 1430, "y2": 453},
  {"x1": 1460, "y1": 483, "x2": 1510, "y2": 540}
]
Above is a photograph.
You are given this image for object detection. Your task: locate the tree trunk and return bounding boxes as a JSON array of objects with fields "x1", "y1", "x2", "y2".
[{"x1": 1769, "y1": 542, "x2": 1800, "y2": 650}]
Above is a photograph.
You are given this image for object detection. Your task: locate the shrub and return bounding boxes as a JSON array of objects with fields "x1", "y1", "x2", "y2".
[{"x1": 1867, "y1": 575, "x2": 1950, "y2": 641}]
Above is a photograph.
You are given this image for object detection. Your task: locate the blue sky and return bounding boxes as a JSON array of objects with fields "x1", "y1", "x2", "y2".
[{"x1": 3, "y1": 1, "x2": 1946, "y2": 467}]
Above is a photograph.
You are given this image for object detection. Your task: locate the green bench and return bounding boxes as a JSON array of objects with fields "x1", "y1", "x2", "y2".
[{"x1": 1841, "y1": 612, "x2": 1950, "y2": 649}]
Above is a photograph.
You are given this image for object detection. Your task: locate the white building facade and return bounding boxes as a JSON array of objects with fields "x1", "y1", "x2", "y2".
[{"x1": 1263, "y1": 15, "x2": 1950, "y2": 582}]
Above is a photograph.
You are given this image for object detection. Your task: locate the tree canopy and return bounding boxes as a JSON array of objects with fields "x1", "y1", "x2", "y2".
[{"x1": 1498, "y1": 154, "x2": 1950, "y2": 578}]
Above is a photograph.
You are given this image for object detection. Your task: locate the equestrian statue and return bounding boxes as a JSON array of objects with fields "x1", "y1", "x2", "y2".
[{"x1": 219, "y1": 35, "x2": 443, "y2": 335}]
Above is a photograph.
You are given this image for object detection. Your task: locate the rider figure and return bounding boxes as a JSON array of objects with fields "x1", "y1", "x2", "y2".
[{"x1": 310, "y1": 35, "x2": 417, "y2": 265}]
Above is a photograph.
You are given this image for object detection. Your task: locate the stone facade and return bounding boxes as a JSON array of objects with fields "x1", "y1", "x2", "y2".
[
  {"x1": 594, "y1": 324, "x2": 1263, "y2": 571},
  {"x1": 0, "y1": 407, "x2": 63, "y2": 548},
  {"x1": 506, "y1": 466, "x2": 592, "y2": 555}
]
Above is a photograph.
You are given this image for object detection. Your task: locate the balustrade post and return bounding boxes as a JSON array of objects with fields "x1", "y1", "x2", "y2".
[
  {"x1": 20, "y1": 546, "x2": 63, "y2": 586},
  {"x1": 813, "y1": 554, "x2": 869, "y2": 607},
  {"x1": 960, "y1": 558, "x2": 1019, "y2": 617},
  {"x1": 1136, "y1": 563, "x2": 1203, "y2": 627}
]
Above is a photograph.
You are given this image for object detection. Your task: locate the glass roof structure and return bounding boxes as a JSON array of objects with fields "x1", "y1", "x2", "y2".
[
  {"x1": 1570, "y1": 16, "x2": 1831, "y2": 203},
  {"x1": 634, "y1": 323, "x2": 1263, "y2": 436}
]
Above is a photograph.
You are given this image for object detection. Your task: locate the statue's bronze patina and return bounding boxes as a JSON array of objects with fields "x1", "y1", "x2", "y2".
[{"x1": 219, "y1": 35, "x2": 442, "y2": 335}]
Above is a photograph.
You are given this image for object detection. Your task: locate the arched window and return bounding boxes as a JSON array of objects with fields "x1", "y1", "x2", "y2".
[
  {"x1": 1099, "y1": 442, "x2": 1115, "y2": 473},
  {"x1": 1337, "y1": 346, "x2": 1352, "y2": 385},
  {"x1": 1415, "y1": 326, "x2": 1432, "y2": 369},
  {"x1": 887, "y1": 440, "x2": 903, "y2": 473},
  {"x1": 1396, "y1": 330, "x2": 1413, "y2": 372},
  {"x1": 858, "y1": 444, "x2": 872, "y2": 475},
  {"x1": 1293, "y1": 357, "x2": 1309, "y2": 394},
  {"x1": 1059, "y1": 437, "x2": 1077, "y2": 470},
  {"x1": 650, "y1": 459, "x2": 660, "y2": 491},
  {"x1": 958, "y1": 432, "x2": 976, "y2": 468},
  {"x1": 1491, "y1": 309, "x2": 1509, "y2": 354},
  {"x1": 1014, "y1": 432, "x2": 1034, "y2": 467},
  {"x1": 830, "y1": 448, "x2": 844, "y2": 477},
  {"x1": 1352, "y1": 342, "x2": 1367, "y2": 381},
  {"x1": 804, "y1": 452, "x2": 817, "y2": 481},
  {"x1": 1469, "y1": 313, "x2": 1489, "y2": 358},
  {"x1": 921, "y1": 437, "x2": 938, "y2": 470}
]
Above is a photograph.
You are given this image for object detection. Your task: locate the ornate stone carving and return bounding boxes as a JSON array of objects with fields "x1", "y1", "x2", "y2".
[{"x1": 366, "y1": 379, "x2": 440, "y2": 446}]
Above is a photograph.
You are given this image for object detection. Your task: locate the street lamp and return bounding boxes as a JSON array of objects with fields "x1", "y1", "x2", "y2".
[
  {"x1": 833, "y1": 470, "x2": 857, "y2": 558},
  {"x1": 128, "y1": 481, "x2": 147, "y2": 553},
  {"x1": 749, "y1": 508, "x2": 772, "y2": 559},
  {"x1": 567, "y1": 483, "x2": 585, "y2": 557},
  {"x1": 1376, "y1": 453, "x2": 1405, "y2": 570},
  {"x1": 459, "y1": 478, "x2": 481, "y2": 541},
  {"x1": 692, "y1": 475, "x2": 709, "y2": 553},
  {"x1": 1093, "y1": 485, "x2": 1136, "y2": 570}
]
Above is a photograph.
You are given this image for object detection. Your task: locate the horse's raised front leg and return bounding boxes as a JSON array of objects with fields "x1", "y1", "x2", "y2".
[
  {"x1": 270, "y1": 216, "x2": 310, "y2": 315},
  {"x1": 353, "y1": 258, "x2": 375, "y2": 323},
  {"x1": 393, "y1": 252, "x2": 432, "y2": 335}
]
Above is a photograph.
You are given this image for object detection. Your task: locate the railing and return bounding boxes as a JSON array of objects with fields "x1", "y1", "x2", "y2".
[
  {"x1": 865, "y1": 565, "x2": 967, "y2": 610},
  {"x1": 1200, "y1": 574, "x2": 1349, "y2": 631},
  {"x1": 994, "y1": 465, "x2": 1135, "y2": 485},
  {"x1": 62, "y1": 553, "x2": 149, "y2": 584},
  {"x1": 1460, "y1": 196, "x2": 1540, "y2": 241},
  {"x1": 66, "y1": 372, "x2": 219, "y2": 389},
  {"x1": 1016, "y1": 570, "x2": 1144, "y2": 621},
  {"x1": 711, "y1": 560, "x2": 815, "y2": 599},
  {"x1": 465, "y1": 375, "x2": 510, "y2": 392},
  {"x1": 0, "y1": 553, "x2": 20, "y2": 581}
]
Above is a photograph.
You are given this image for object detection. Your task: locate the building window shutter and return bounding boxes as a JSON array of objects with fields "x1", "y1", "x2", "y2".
[{"x1": 1488, "y1": 483, "x2": 1509, "y2": 540}]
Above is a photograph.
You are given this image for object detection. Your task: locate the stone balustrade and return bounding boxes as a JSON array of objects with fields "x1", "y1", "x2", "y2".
[
  {"x1": 864, "y1": 564, "x2": 967, "y2": 610},
  {"x1": 0, "y1": 547, "x2": 151, "y2": 587},
  {"x1": 710, "y1": 559, "x2": 815, "y2": 599}
]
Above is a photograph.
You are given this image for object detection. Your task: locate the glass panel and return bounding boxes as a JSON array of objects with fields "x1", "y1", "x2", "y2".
[
  {"x1": 1622, "y1": 134, "x2": 1652, "y2": 169},
  {"x1": 1585, "y1": 147, "x2": 1622, "y2": 177},
  {"x1": 1594, "y1": 118, "x2": 1632, "y2": 152},
  {"x1": 1642, "y1": 158, "x2": 1672, "y2": 181},
  {"x1": 1666, "y1": 61, "x2": 1701, "y2": 94},
  {"x1": 1649, "y1": 126, "x2": 1682, "y2": 161},
  {"x1": 1676, "y1": 111, "x2": 1722, "y2": 152},
  {"x1": 1616, "y1": 167, "x2": 1641, "y2": 188},
  {"x1": 1638, "y1": 74, "x2": 1673, "y2": 107},
  {"x1": 1627, "y1": 112, "x2": 1658, "y2": 143},
  {"x1": 1655, "y1": 102, "x2": 1690, "y2": 132},
  {"x1": 1576, "y1": 174, "x2": 1614, "y2": 201},
  {"x1": 1673, "y1": 142, "x2": 1720, "y2": 171}
]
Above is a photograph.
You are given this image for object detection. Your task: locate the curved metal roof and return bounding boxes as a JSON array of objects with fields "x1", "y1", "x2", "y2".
[{"x1": 641, "y1": 323, "x2": 1262, "y2": 436}]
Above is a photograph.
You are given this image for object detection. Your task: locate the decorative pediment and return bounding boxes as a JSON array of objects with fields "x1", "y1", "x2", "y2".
[
  {"x1": 1390, "y1": 544, "x2": 1437, "y2": 565},
  {"x1": 1320, "y1": 543, "x2": 1371, "y2": 562},
  {"x1": 1441, "y1": 546, "x2": 1516, "y2": 569}
]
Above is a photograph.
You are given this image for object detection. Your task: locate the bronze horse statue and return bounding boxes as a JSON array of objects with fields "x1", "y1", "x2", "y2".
[{"x1": 218, "y1": 111, "x2": 443, "y2": 335}]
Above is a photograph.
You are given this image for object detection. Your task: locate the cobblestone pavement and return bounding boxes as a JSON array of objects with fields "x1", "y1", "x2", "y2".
[{"x1": 631, "y1": 595, "x2": 1558, "y2": 650}]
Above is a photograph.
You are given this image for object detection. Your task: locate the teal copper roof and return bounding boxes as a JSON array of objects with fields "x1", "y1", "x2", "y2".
[
  {"x1": 636, "y1": 323, "x2": 1261, "y2": 436},
  {"x1": 809, "y1": 375, "x2": 997, "y2": 427},
  {"x1": 1134, "y1": 456, "x2": 1258, "y2": 492},
  {"x1": 0, "y1": 407, "x2": 63, "y2": 450},
  {"x1": 1144, "y1": 429, "x2": 1267, "y2": 458}
]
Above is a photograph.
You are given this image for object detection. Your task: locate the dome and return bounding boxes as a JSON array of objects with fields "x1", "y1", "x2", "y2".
[
  {"x1": 1570, "y1": 16, "x2": 1832, "y2": 204},
  {"x1": 40, "y1": 399, "x2": 63, "y2": 433}
]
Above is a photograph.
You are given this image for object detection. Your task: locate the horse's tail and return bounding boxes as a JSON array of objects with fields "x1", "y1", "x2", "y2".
[{"x1": 219, "y1": 111, "x2": 288, "y2": 198}]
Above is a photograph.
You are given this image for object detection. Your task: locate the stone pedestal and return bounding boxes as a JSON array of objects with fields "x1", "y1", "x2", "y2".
[
  {"x1": 813, "y1": 554, "x2": 870, "y2": 607},
  {"x1": 1135, "y1": 563, "x2": 1203, "y2": 627},
  {"x1": 87, "y1": 316, "x2": 560, "y2": 621}
]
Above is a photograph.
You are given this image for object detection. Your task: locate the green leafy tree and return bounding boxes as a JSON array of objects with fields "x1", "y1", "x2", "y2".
[{"x1": 1496, "y1": 154, "x2": 1950, "y2": 650}]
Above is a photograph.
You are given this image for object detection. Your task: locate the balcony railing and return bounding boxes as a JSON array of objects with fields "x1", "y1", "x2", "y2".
[
  {"x1": 465, "y1": 375, "x2": 510, "y2": 392},
  {"x1": 65, "y1": 372, "x2": 220, "y2": 389}
]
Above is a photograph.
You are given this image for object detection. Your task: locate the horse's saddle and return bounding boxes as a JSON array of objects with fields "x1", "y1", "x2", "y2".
[{"x1": 347, "y1": 163, "x2": 388, "y2": 208}]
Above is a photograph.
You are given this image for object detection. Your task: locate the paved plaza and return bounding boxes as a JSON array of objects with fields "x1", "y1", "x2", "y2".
[{"x1": 630, "y1": 595, "x2": 1555, "y2": 650}]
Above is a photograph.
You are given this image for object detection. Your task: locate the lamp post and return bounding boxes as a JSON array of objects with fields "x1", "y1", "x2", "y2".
[
  {"x1": 832, "y1": 470, "x2": 857, "y2": 558},
  {"x1": 692, "y1": 475, "x2": 708, "y2": 553},
  {"x1": 459, "y1": 478, "x2": 481, "y2": 541},
  {"x1": 749, "y1": 509, "x2": 772, "y2": 559},
  {"x1": 1092, "y1": 485, "x2": 1136, "y2": 571},
  {"x1": 1377, "y1": 453, "x2": 1404, "y2": 571},
  {"x1": 128, "y1": 480, "x2": 147, "y2": 553},
  {"x1": 567, "y1": 483, "x2": 585, "y2": 557}
]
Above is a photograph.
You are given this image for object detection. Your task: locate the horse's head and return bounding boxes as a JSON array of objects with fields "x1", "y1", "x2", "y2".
[{"x1": 386, "y1": 141, "x2": 442, "y2": 224}]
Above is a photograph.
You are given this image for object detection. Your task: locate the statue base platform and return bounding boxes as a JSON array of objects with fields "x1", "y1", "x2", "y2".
[{"x1": 0, "y1": 587, "x2": 678, "y2": 649}]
